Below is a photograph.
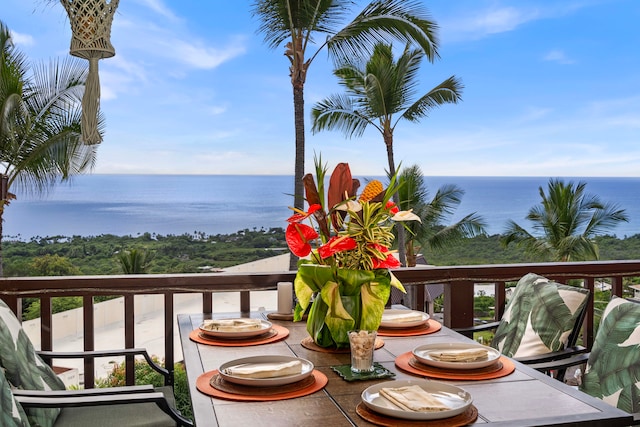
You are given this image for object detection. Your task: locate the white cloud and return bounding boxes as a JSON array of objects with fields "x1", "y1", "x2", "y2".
[
  {"x1": 9, "y1": 30, "x2": 35, "y2": 46},
  {"x1": 161, "y1": 37, "x2": 247, "y2": 70},
  {"x1": 135, "y1": 0, "x2": 180, "y2": 21},
  {"x1": 543, "y1": 49, "x2": 575, "y2": 64}
]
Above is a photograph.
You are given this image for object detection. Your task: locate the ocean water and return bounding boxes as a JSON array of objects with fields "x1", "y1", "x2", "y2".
[{"x1": 3, "y1": 175, "x2": 640, "y2": 240}]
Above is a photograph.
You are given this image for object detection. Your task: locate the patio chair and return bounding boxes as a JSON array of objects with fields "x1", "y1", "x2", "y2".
[
  {"x1": 0, "y1": 299, "x2": 193, "y2": 427},
  {"x1": 530, "y1": 296, "x2": 640, "y2": 424},
  {"x1": 454, "y1": 273, "x2": 591, "y2": 366}
]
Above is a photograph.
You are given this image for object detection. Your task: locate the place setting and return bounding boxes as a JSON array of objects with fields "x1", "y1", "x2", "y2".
[
  {"x1": 376, "y1": 309, "x2": 442, "y2": 337},
  {"x1": 195, "y1": 355, "x2": 327, "y2": 401},
  {"x1": 356, "y1": 378, "x2": 478, "y2": 426},
  {"x1": 395, "y1": 342, "x2": 515, "y2": 381},
  {"x1": 189, "y1": 318, "x2": 290, "y2": 347}
]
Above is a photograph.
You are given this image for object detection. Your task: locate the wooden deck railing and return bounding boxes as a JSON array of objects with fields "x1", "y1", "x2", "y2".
[{"x1": 2, "y1": 259, "x2": 640, "y2": 387}]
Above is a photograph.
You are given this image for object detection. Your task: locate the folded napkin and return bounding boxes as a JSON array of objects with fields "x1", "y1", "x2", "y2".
[
  {"x1": 202, "y1": 318, "x2": 263, "y2": 332},
  {"x1": 223, "y1": 360, "x2": 303, "y2": 379},
  {"x1": 429, "y1": 348, "x2": 489, "y2": 362},
  {"x1": 382, "y1": 312, "x2": 424, "y2": 323},
  {"x1": 379, "y1": 385, "x2": 450, "y2": 412}
]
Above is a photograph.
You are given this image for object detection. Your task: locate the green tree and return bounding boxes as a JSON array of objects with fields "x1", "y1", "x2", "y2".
[
  {"x1": 311, "y1": 43, "x2": 463, "y2": 264},
  {"x1": 251, "y1": 0, "x2": 440, "y2": 269},
  {"x1": 312, "y1": 43, "x2": 462, "y2": 181},
  {"x1": 0, "y1": 20, "x2": 100, "y2": 276},
  {"x1": 116, "y1": 248, "x2": 156, "y2": 274},
  {"x1": 31, "y1": 254, "x2": 82, "y2": 276},
  {"x1": 397, "y1": 164, "x2": 486, "y2": 266},
  {"x1": 501, "y1": 178, "x2": 629, "y2": 261}
]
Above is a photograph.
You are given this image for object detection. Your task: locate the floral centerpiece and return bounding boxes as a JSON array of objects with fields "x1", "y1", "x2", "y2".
[{"x1": 286, "y1": 158, "x2": 420, "y2": 348}]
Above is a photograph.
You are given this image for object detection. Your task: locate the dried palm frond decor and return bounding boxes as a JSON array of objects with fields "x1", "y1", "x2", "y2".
[{"x1": 60, "y1": 0, "x2": 119, "y2": 144}]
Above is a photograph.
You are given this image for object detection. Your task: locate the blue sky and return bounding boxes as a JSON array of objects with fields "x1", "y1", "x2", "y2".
[{"x1": 3, "y1": 0, "x2": 640, "y2": 176}]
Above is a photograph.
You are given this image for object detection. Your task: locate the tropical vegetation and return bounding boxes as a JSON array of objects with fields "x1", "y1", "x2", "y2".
[
  {"x1": 396, "y1": 164, "x2": 485, "y2": 266},
  {"x1": 501, "y1": 178, "x2": 629, "y2": 261},
  {"x1": 250, "y1": 0, "x2": 441, "y2": 254},
  {"x1": 0, "y1": 20, "x2": 100, "y2": 276}
]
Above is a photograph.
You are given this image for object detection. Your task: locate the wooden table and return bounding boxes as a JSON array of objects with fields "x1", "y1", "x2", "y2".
[{"x1": 177, "y1": 312, "x2": 632, "y2": 426}]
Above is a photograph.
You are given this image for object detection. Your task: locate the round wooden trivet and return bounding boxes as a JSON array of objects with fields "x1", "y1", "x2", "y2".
[
  {"x1": 355, "y1": 402, "x2": 478, "y2": 427},
  {"x1": 196, "y1": 369, "x2": 328, "y2": 401},
  {"x1": 209, "y1": 373, "x2": 316, "y2": 396},
  {"x1": 189, "y1": 324, "x2": 289, "y2": 347},
  {"x1": 395, "y1": 352, "x2": 515, "y2": 381},
  {"x1": 377, "y1": 320, "x2": 442, "y2": 337},
  {"x1": 300, "y1": 336, "x2": 385, "y2": 353},
  {"x1": 408, "y1": 357, "x2": 504, "y2": 376}
]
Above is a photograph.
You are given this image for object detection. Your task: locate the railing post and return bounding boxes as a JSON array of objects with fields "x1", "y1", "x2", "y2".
[
  {"x1": 164, "y1": 293, "x2": 174, "y2": 386},
  {"x1": 83, "y1": 295, "x2": 95, "y2": 388},
  {"x1": 443, "y1": 280, "x2": 475, "y2": 330},
  {"x1": 124, "y1": 295, "x2": 135, "y2": 386}
]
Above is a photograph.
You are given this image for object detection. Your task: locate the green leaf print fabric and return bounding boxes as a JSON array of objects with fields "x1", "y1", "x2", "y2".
[
  {"x1": 0, "y1": 300, "x2": 64, "y2": 427},
  {"x1": 580, "y1": 297, "x2": 640, "y2": 414},
  {"x1": 0, "y1": 367, "x2": 30, "y2": 426},
  {"x1": 491, "y1": 273, "x2": 590, "y2": 358}
]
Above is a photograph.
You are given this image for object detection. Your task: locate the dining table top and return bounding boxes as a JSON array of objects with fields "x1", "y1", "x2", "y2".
[{"x1": 177, "y1": 311, "x2": 633, "y2": 427}]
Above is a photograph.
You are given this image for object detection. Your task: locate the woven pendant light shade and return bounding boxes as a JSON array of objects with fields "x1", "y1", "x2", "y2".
[{"x1": 61, "y1": 0, "x2": 120, "y2": 144}]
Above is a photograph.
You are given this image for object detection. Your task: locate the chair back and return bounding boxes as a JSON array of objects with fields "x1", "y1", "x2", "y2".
[
  {"x1": 580, "y1": 296, "x2": 640, "y2": 416},
  {"x1": 0, "y1": 299, "x2": 66, "y2": 426},
  {"x1": 491, "y1": 273, "x2": 591, "y2": 358}
]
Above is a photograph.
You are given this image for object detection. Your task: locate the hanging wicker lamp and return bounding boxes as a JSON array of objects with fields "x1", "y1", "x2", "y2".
[{"x1": 60, "y1": 0, "x2": 120, "y2": 144}]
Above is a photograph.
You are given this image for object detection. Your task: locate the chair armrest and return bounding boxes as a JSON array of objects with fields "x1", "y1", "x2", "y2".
[
  {"x1": 515, "y1": 346, "x2": 588, "y2": 364},
  {"x1": 15, "y1": 388, "x2": 193, "y2": 427},
  {"x1": 37, "y1": 348, "x2": 170, "y2": 384},
  {"x1": 526, "y1": 352, "x2": 590, "y2": 373},
  {"x1": 452, "y1": 321, "x2": 500, "y2": 334}
]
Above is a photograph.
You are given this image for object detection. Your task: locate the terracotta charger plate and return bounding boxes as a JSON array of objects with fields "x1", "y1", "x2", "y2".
[
  {"x1": 376, "y1": 320, "x2": 442, "y2": 337},
  {"x1": 189, "y1": 324, "x2": 289, "y2": 346},
  {"x1": 196, "y1": 369, "x2": 328, "y2": 401},
  {"x1": 395, "y1": 351, "x2": 515, "y2": 381}
]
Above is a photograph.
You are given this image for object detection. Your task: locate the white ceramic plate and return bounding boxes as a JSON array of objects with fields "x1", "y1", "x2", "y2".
[
  {"x1": 199, "y1": 319, "x2": 272, "y2": 339},
  {"x1": 218, "y1": 355, "x2": 314, "y2": 387},
  {"x1": 361, "y1": 379, "x2": 472, "y2": 420},
  {"x1": 412, "y1": 342, "x2": 501, "y2": 370},
  {"x1": 380, "y1": 309, "x2": 430, "y2": 329}
]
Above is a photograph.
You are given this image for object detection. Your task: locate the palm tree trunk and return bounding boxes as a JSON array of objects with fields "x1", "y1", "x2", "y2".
[
  {"x1": 290, "y1": 77, "x2": 306, "y2": 271},
  {"x1": 384, "y1": 134, "x2": 406, "y2": 267}
]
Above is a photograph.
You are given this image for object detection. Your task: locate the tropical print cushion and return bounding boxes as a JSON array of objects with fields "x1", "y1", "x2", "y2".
[
  {"x1": 0, "y1": 367, "x2": 30, "y2": 426},
  {"x1": 491, "y1": 273, "x2": 590, "y2": 358},
  {"x1": 0, "y1": 299, "x2": 65, "y2": 427},
  {"x1": 580, "y1": 297, "x2": 640, "y2": 413}
]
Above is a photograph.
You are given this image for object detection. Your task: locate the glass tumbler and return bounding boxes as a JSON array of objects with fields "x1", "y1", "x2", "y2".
[{"x1": 348, "y1": 330, "x2": 377, "y2": 373}]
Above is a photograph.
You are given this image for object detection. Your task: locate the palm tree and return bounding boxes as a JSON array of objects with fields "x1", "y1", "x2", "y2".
[
  {"x1": 0, "y1": 21, "x2": 100, "y2": 276},
  {"x1": 117, "y1": 248, "x2": 156, "y2": 274},
  {"x1": 501, "y1": 178, "x2": 629, "y2": 262},
  {"x1": 312, "y1": 43, "x2": 462, "y2": 181},
  {"x1": 397, "y1": 164, "x2": 486, "y2": 267},
  {"x1": 311, "y1": 42, "x2": 463, "y2": 265},
  {"x1": 251, "y1": 0, "x2": 439, "y2": 214}
]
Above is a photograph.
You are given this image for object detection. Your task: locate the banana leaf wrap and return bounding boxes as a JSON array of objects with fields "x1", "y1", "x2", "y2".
[{"x1": 293, "y1": 263, "x2": 405, "y2": 348}]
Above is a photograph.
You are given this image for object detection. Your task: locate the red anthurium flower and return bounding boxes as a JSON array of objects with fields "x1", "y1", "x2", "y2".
[
  {"x1": 372, "y1": 253, "x2": 401, "y2": 269},
  {"x1": 385, "y1": 201, "x2": 399, "y2": 215},
  {"x1": 286, "y1": 223, "x2": 318, "y2": 257},
  {"x1": 286, "y1": 204, "x2": 322, "y2": 223},
  {"x1": 318, "y1": 235, "x2": 358, "y2": 259},
  {"x1": 367, "y1": 243, "x2": 401, "y2": 269}
]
